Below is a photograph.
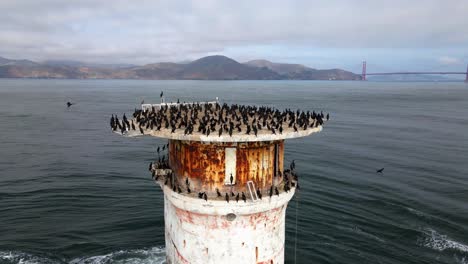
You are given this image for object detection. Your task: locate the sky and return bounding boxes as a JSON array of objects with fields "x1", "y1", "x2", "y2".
[{"x1": 0, "y1": 0, "x2": 467, "y2": 73}]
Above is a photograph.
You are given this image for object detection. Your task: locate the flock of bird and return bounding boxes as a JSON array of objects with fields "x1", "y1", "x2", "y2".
[
  {"x1": 108, "y1": 98, "x2": 330, "y2": 202},
  {"x1": 109, "y1": 102, "x2": 329, "y2": 137},
  {"x1": 107, "y1": 96, "x2": 388, "y2": 204},
  {"x1": 148, "y1": 156, "x2": 299, "y2": 203}
]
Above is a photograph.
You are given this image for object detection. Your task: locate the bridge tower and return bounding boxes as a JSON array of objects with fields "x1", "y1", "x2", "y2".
[
  {"x1": 361, "y1": 61, "x2": 367, "y2": 81},
  {"x1": 465, "y1": 64, "x2": 468, "y2": 82},
  {"x1": 112, "y1": 100, "x2": 327, "y2": 263}
]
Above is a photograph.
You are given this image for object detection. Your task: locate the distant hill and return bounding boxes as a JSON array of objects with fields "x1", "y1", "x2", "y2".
[
  {"x1": 245, "y1": 59, "x2": 311, "y2": 74},
  {"x1": 181, "y1": 56, "x2": 281, "y2": 80},
  {"x1": 245, "y1": 59, "x2": 359, "y2": 80},
  {"x1": 0, "y1": 55, "x2": 359, "y2": 80}
]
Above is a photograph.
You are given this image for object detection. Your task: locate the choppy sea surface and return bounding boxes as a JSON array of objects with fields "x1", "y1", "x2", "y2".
[{"x1": 0, "y1": 79, "x2": 467, "y2": 264}]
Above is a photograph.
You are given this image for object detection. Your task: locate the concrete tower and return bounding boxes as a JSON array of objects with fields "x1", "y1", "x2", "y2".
[{"x1": 111, "y1": 100, "x2": 326, "y2": 264}]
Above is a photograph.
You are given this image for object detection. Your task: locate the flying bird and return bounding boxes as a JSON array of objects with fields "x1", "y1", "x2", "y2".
[
  {"x1": 66, "y1": 102, "x2": 74, "y2": 108},
  {"x1": 376, "y1": 168, "x2": 384, "y2": 173}
]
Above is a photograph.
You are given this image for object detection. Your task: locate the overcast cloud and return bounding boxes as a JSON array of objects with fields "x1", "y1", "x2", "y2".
[{"x1": 0, "y1": 0, "x2": 467, "y2": 72}]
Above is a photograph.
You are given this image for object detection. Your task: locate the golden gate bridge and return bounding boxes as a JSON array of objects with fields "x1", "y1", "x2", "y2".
[{"x1": 360, "y1": 61, "x2": 468, "y2": 82}]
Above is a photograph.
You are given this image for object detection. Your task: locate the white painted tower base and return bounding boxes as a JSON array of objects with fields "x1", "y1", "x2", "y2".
[{"x1": 161, "y1": 184, "x2": 295, "y2": 264}]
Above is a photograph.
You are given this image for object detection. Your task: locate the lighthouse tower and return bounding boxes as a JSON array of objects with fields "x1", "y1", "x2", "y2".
[{"x1": 111, "y1": 100, "x2": 326, "y2": 264}]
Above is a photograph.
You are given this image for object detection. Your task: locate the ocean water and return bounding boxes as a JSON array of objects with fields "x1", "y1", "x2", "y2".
[{"x1": 0, "y1": 79, "x2": 467, "y2": 264}]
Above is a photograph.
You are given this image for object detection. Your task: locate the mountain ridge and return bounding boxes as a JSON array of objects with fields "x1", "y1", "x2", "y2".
[{"x1": 0, "y1": 55, "x2": 360, "y2": 80}]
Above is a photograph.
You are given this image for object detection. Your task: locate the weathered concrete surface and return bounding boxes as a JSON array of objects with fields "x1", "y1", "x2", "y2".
[
  {"x1": 161, "y1": 182, "x2": 295, "y2": 264},
  {"x1": 117, "y1": 125, "x2": 322, "y2": 142}
]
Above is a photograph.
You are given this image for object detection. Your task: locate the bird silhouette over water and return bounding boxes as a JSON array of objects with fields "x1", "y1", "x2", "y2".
[
  {"x1": 376, "y1": 168, "x2": 384, "y2": 173},
  {"x1": 66, "y1": 102, "x2": 74, "y2": 108}
]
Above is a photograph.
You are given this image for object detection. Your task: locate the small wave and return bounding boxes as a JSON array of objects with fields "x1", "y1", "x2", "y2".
[
  {"x1": 0, "y1": 247, "x2": 165, "y2": 264},
  {"x1": 406, "y1": 207, "x2": 427, "y2": 218},
  {"x1": 419, "y1": 228, "x2": 468, "y2": 253},
  {"x1": 69, "y1": 247, "x2": 165, "y2": 264},
  {"x1": 336, "y1": 225, "x2": 385, "y2": 243},
  {"x1": 0, "y1": 250, "x2": 62, "y2": 264}
]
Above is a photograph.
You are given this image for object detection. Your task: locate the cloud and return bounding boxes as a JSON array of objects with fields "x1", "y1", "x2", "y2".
[
  {"x1": 438, "y1": 56, "x2": 462, "y2": 65},
  {"x1": 0, "y1": 0, "x2": 467, "y2": 66}
]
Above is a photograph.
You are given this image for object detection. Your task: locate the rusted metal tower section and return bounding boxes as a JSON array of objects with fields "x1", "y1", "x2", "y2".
[
  {"x1": 111, "y1": 101, "x2": 327, "y2": 264},
  {"x1": 361, "y1": 61, "x2": 367, "y2": 81}
]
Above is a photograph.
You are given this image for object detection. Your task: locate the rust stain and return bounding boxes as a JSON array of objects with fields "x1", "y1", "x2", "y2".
[
  {"x1": 175, "y1": 207, "x2": 196, "y2": 224},
  {"x1": 172, "y1": 238, "x2": 190, "y2": 264},
  {"x1": 174, "y1": 207, "x2": 238, "y2": 230},
  {"x1": 248, "y1": 208, "x2": 282, "y2": 227},
  {"x1": 169, "y1": 139, "x2": 284, "y2": 195},
  {"x1": 255, "y1": 246, "x2": 259, "y2": 262},
  {"x1": 256, "y1": 244, "x2": 284, "y2": 264}
]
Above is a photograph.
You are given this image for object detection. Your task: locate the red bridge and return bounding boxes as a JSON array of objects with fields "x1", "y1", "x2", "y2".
[{"x1": 361, "y1": 61, "x2": 468, "y2": 82}]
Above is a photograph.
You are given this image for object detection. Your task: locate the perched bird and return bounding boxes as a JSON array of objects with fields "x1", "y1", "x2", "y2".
[
  {"x1": 230, "y1": 173, "x2": 234, "y2": 185},
  {"x1": 187, "y1": 186, "x2": 191, "y2": 194},
  {"x1": 236, "y1": 193, "x2": 240, "y2": 202},
  {"x1": 242, "y1": 192, "x2": 247, "y2": 203},
  {"x1": 256, "y1": 188, "x2": 262, "y2": 200},
  {"x1": 66, "y1": 102, "x2": 74, "y2": 108},
  {"x1": 376, "y1": 168, "x2": 384, "y2": 173},
  {"x1": 160, "y1": 91, "x2": 164, "y2": 98},
  {"x1": 269, "y1": 186, "x2": 273, "y2": 198},
  {"x1": 225, "y1": 193, "x2": 230, "y2": 203},
  {"x1": 203, "y1": 193, "x2": 208, "y2": 201},
  {"x1": 148, "y1": 162, "x2": 153, "y2": 171},
  {"x1": 275, "y1": 187, "x2": 279, "y2": 196},
  {"x1": 216, "y1": 188, "x2": 222, "y2": 197},
  {"x1": 290, "y1": 160, "x2": 296, "y2": 171}
]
